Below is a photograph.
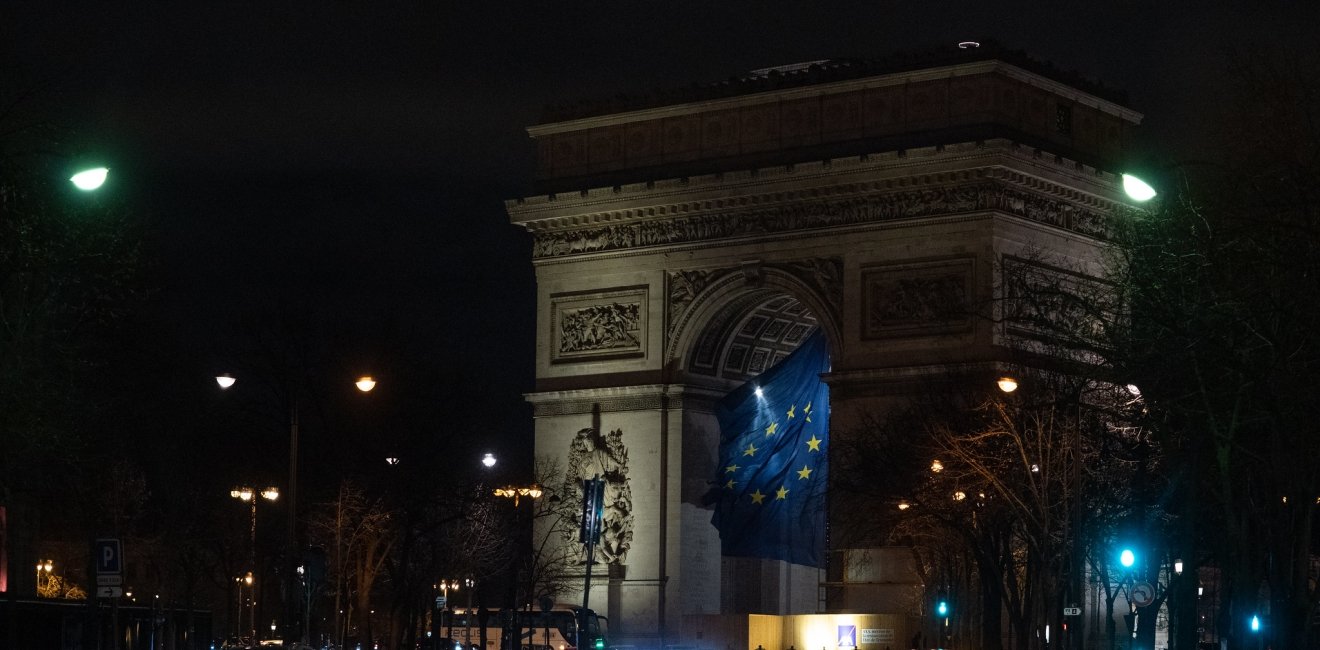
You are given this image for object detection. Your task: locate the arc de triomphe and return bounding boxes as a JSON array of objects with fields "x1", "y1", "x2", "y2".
[{"x1": 505, "y1": 48, "x2": 1140, "y2": 647}]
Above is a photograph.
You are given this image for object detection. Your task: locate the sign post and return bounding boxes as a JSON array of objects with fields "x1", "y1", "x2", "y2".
[
  {"x1": 578, "y1": 476, "x2": 605, "y2": 650},
  {"x1": 94, "y1": 538, "x2": 124, "y2": 650}
]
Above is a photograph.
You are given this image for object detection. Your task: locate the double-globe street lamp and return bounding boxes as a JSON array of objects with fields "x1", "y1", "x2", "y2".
[
  {"x1": 230, "y1": 486, "x2": 279, "y2": 638},
  {"x1": 493, "y1": 481, "x2": 543, "y2": 618},
  {"x1": 216, "y1": 372, "x2": 376, "y2": 642},
  {"x1": 35, "y1": 559, "x2": 54, "y2": 597}
]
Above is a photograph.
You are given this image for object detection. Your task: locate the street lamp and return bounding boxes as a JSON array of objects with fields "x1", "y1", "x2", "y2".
[
  {"x1": 35, "y1": 559, "x2": 54, "y2": 597},
  {"x1": 1121, "y1": 173, "x2": 1158, "y2": 202},
  {"x1": 217, "y1": 371, "x2": 375, "y2": 643},
  {"x1": 493, "y1": 484, "x2": 544, "y2": 609},
  {"x1": 434, "y1": 579, "x2": 463, "y2": 640},
  {"x1": 232, "y1": 487, "x2": 277, "y2": 638},
  {"x1": 245, "y1": 572, "x2": 256, "y2": 639},
  {"x1": 493, "y1": 485, "x2": 543, "y2": 507},
  {"x1": 217, "y1": 374, "x2": 376, "y2": 547},
  {"x1": 997, "y1": 376, "x2": 1019, "y2": 393},
  {"x1": 69, "y1": 167, "x2": 109, "y2": 191}
]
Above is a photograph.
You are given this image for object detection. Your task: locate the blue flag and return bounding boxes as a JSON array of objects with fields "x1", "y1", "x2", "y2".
[{"x1": 708, "y1": 330, "x2": 830, "y2": 567}]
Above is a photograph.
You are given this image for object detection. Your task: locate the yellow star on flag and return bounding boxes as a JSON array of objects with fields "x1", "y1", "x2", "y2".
[
  {"x1": 804, "y1": 401, "x2": 813, "y2": 423},
  {"x1": 750, "y1": 489, "x2": 766, "y2": 504},
  {"x1": 765, "y1": 421, "x2": 778, "y2": 436},
  {"x1": 806, "y1": 435, "x2": 822, "y2": 452},
  {"x1": 786, "y1": 404, "x2": 796, "y2": 419},
  {"x1": 743, "y1": 443, "x2": 759, "y2": 457},
  {"x1": 725, "y1": 464, "x2": 740, "y2": 473},
  {"x1": 725, "y1": 479, "x2": 736, "y2": 489},
  {"x1": 797, "y1": 465, "x2": 813, "y2": 480},
  {"x1": 775, "y1": 486, "x2": 789, "y2": 500}
]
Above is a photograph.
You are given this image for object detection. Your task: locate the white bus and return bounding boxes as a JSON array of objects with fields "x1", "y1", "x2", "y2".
[{"x1": 439, "y1": 607, "x2": 607, "y2": 650}]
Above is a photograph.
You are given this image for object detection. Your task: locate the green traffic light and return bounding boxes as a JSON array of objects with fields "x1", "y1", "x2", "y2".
[{"x1": 937, "y1": 600, "x2": 949, "y2": 616}]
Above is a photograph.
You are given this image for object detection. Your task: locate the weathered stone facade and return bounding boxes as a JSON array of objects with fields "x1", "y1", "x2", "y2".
[{"x1": 507, "y1": 52, "x2": 1139, "y2": 648}]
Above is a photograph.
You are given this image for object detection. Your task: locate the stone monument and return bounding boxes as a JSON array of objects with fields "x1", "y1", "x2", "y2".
[{"x1": 506, "y1": 43, "x2": 1141, "y2": 648}]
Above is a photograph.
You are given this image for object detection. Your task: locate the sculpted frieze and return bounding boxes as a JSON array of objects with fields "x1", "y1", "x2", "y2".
[
  {"x1": 530, "y1": 181, "x2": 1108, "y2": 258},
  {"x1": 563, "y1": 427, "x2": 634, "y2": 565},
  {"x1": 551, "y1": 287, "x2": 647, "y2": 363}
]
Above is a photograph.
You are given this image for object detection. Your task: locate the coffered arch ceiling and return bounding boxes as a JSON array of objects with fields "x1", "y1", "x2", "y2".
[{"x1": 687, "y1": 291, "x2": 819, "y2": 384}]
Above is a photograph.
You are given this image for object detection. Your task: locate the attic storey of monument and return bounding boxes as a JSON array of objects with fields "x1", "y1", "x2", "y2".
[{"x1": 506, "y1": 45, "x2": 1140, "y2": 648}]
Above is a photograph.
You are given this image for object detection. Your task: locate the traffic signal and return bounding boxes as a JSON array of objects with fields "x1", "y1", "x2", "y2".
[
  {"x1": 1119, "y1": 547, "x2": 1135, "y2": 568},
  {"x1": 1250, "y1": 614, "x2": 1261, "y2": 633},
  {"x1": 936, "y1": 597, "x2": 949, "y2": 617}
]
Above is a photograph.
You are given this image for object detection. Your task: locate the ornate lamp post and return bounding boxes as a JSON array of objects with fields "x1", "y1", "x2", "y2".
[
  {"x1": 35, "y1": 559, "x2": 54, "y2": 597},
  {"x1": 493, "y1": 484, "x2": 543, "y2": 616},
  {"x1": 231, "y1": 482, "x2": 275, "y2": 639}
]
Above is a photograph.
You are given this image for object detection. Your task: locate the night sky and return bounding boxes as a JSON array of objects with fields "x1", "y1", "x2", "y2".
[{"x1": 6, "y1": 2, "x2": 1318, "y2": 499}]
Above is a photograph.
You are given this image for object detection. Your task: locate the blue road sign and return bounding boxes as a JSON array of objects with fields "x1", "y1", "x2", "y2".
[{"x1": 95, "y1": 538, "x2": 123, "y2": 574}]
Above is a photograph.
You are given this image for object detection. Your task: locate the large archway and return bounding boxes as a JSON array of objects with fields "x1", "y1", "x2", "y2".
[{"x1": 509, "y1": 51, "x2": 1139, "y2": 648}]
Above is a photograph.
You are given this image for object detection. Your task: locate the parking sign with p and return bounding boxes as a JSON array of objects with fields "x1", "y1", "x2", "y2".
[{"x1": 95, "y1": 538, "x2": 122, "y2": 574}]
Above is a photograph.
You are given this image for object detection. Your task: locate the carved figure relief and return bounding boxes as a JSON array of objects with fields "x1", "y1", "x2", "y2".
[
  {"x1": 783, "y1": 257, "x2": 843, "y2": 314},
  {"x1": 667, "y1": 269, "x2": 716, "y2": 340},
  {"x1": 562, "y1": 427, "x2": 634, "y2": 565},
  {"x1": 1001, "y1": 256, "x2": 1112, "y2": 356},
  {"x1": 862, "y1": 259, "x2": 973, "y2": 339},
  {"x1": 531, "y1": 180, "x2": 1108, "y2": 258},
  {"x1": 551, "y1": 288, "x2": 647, "y2": 362},
  {"x1": 560, "y1": 303, "x2": 640, "y2": 352}
]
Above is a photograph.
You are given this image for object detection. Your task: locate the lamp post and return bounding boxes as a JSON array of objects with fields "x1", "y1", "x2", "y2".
[
  {"x1": 433, "y1": 579, "x2": 463, "y2": 642},
  {"x1": 493, "y1": 484, "x2": 543, "y2": 621},
  {"x1": 35, "y1": 559, "x2": 53, "y2": 597},
  {"x1": 245, "y1": 572, "x2": 256, "y2": 640},
  {"x1": 217, "y1": 372, "x2": 375, "y2": 643},
  {"x1": 231, "y1": 487, "x2": 276, "y2": 638}
]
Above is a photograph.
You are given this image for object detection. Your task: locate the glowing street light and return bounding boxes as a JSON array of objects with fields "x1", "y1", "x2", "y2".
[
  {"x1": 35, "y1": 560, "x2": 54, "y2": 596},
  {"x1": 1121, "y1": 173, "x2": 1158, "y2": 202},
  {"x1": 997, "y1": 376, "x2": 1019, "y2": 393},
  {"x1": 230, "y1": 485, "x2": 277, "y2": 637},
  {"x1": 493, "y1": 485, "x2": 543, "y2": 507},
  {"x1": 482, "y1": 453, "x2": 497, "y2": 468},
  {"x1": 69, "y1": 167, "x2": 109, "y2": 191}
]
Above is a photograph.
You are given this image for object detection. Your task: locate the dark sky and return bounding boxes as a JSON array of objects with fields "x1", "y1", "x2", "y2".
[
  {"x1": 5, "y1": 1, "x2": 1318, "y2": 491},
  {"x1": 12, "y1": 2, "x2": 1320, "y2": 182}
]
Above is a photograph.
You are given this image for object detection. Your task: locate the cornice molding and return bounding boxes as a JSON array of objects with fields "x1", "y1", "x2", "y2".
[
  {"x1": 525, "y1": 384, "x2": 726, "y2": 416},
  {"x1": 511, "y1": 143, "x2": 1120, "y2": 260},
  {"x1": 507, "y1": 139, "x2": 1121, "y2": 226},
  {"x1": 526, "y1": 61, "x2": 1142, "y2": 137}
]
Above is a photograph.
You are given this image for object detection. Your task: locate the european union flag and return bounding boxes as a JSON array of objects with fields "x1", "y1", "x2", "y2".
[{"x1": 708, "y1": 330, "x2": 830, "y2": 567}]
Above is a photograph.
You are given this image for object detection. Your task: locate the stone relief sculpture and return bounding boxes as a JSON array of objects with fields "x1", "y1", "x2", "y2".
[
  {"x1": 862, "y1": 261, "x2": 972, "y2": 338},
  {"x1": 531, "y1": 181, "x2": 1108, "y2": 258},
  {"x1": 562, "y1": 427, "x2": 634, "y2": 565},
  {"x1": 559, "y1": 302, "x2": 641, "y2": 354},
  {"x1": 783, "y1": 257, "x2": 843, "y2": 313},
  {"x1": 1001, "y1": 257, "x2": 1111, "y2": 347},
  {"x1": 667, "y1": 269, "x2": 714, "y2": 340}
]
